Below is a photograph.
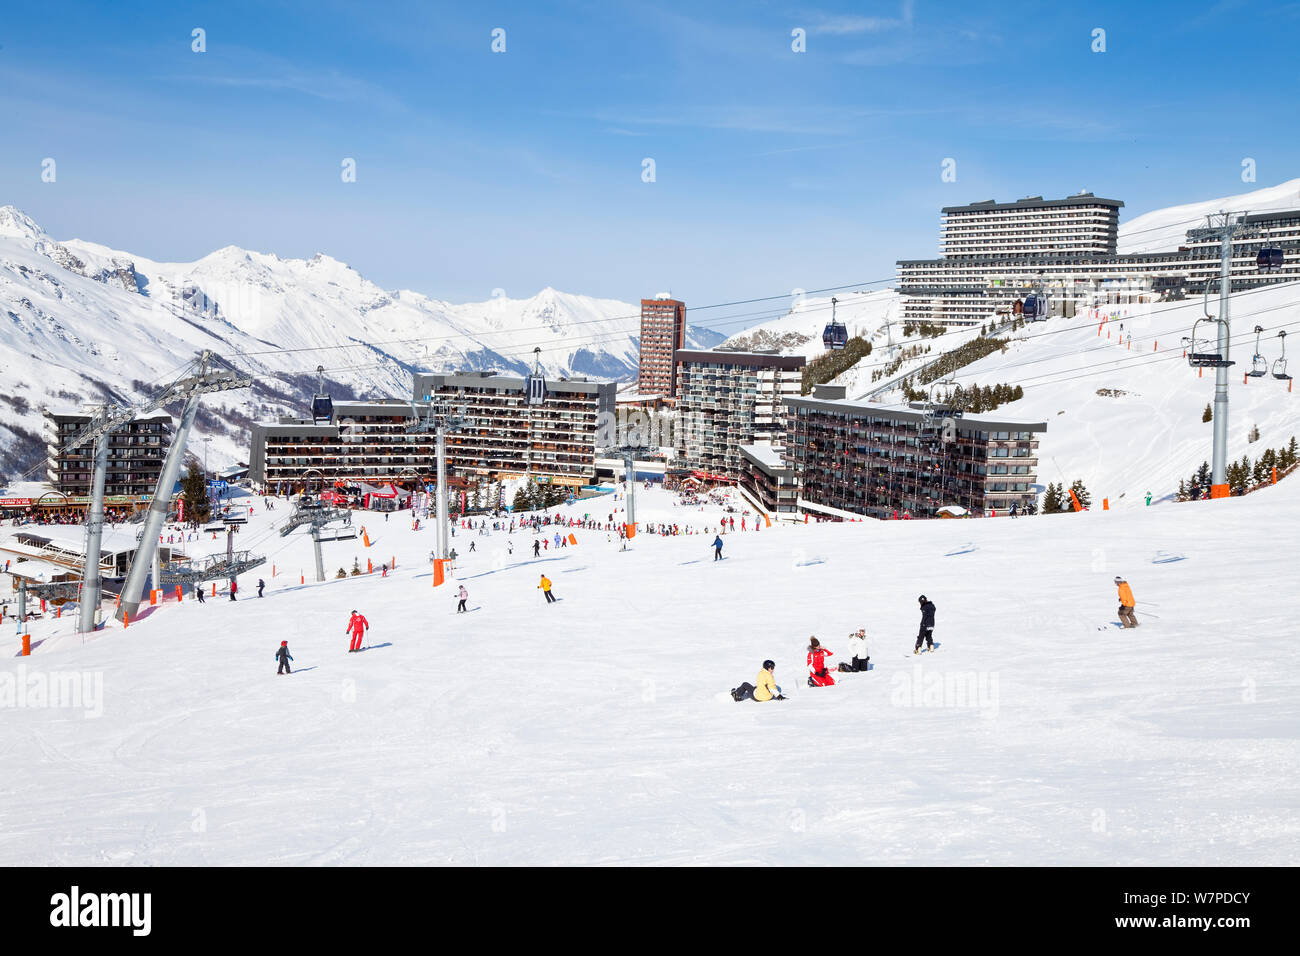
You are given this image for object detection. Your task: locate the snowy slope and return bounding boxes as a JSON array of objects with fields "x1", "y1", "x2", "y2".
[
  {"x1": 1119, "y1": 178, "x2": 1300, "y2": 254},
  {"x1": 2, "y1": 481, "x2": 1296, "y2": 865},
  {"x1": 0, "y1": 206, "x2": 721, "y2": 477}
]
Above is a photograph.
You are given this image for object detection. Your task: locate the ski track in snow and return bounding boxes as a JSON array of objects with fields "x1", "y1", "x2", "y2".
[{"x1": 2, "y1": 483, "x2": 1298, "y2": 865}]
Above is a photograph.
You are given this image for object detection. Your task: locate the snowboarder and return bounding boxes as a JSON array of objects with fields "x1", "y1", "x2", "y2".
[
  {"x1": 275, "y1": 640, "x2": 293, "y2": 675},
  {"x1": 457, "y1": 585, "x2": 468, "y2": 613},
  {"x1": 732, "y1": 660, "x2": 786, "y2": 702},
  {"x1": 229, "y1": 578, "x2": 237, "y2": 601},
  {"x1": 915, "y1": 595, "x2": 936, "y2": 653},
  {"x1": 257, "y1": 578, "x2": 265, "y2": 598},
  {"x1": 1115, "y1": 576, "x2": 1138, "y2": 628},
  {"x1": 538, "y1": 574, "x2": 555, "y2": 604},
  {"x1": 807, "y1": 637, "x2": 835, "y2": 686},
  {"x1": 712, "y1": 535, "x2": 724, "y2": 561},
  {"x1": 346, "y1": 609, "x2": 370, "y2": 652},
  {"x1": 839, "y1": 628, "x2": 870, "y2": 672}
]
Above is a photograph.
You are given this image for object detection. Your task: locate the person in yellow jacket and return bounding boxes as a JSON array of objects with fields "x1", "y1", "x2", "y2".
[
  {"x1": 538, "y1": 574, "x2": 556, "y2": 604},
  {"x1": 1115, "y1": 575, "x2": 1138, "y2": 628},
  {"x1": 731, "y1": 660, "x2": 786, "y2": 702}
]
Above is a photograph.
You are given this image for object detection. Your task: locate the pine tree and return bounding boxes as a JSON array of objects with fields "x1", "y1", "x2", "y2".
[
  {"x1": 1202, "y1": 403, "x2": 1212, "y2": 423},
  {"x1": 1069, "y1": 479, "x2": 1091, "y2": 510},
  {"x1": 1194, "y1": 461, "x2": 1212, "y2": 489},
  {"x1": 512, "y1": 487, "x2": 529, "y2": 513},
  {"x1": 180, "y1": 460, "x2": 211, "y2": 527},
  {"x1": 1286, "y1": 436, "x2": 1299, "y2": 468},
  {"x1": 1042, "y1": 482, "x2": 1062, "y2": 514},
  {"x1": 1177, "y1": 479, "x2": 1187, "y2": 500}
]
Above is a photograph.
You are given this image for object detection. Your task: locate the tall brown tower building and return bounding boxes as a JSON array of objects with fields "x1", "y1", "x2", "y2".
[{"x1": 637, "y1": 295, "x2": 687, "y2": 397}]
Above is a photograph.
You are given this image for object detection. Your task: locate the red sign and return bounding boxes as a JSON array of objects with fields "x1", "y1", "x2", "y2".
[{"x1": 0, "y1": 498, "x2": 33, "y2": 507}]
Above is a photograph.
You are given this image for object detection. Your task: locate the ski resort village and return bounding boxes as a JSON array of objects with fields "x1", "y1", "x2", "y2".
[
  {"x1": 2, "y1": 5, "x2": 1299, "y2": 893},
  {"x1": 2, "y1": 177, "x2": 1298, "y2": 870}
]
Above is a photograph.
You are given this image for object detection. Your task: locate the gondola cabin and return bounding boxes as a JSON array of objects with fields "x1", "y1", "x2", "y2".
[{"x1": 1257, "y1": 248, "x2": 1285, "y2": 272}]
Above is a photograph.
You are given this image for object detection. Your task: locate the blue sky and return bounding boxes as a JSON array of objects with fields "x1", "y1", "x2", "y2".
[{"x1": 1, "y1": 0, "x2": 1297, "y2": 330}]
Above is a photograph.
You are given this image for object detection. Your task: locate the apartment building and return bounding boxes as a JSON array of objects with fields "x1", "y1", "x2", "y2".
[
  {"x1": 898, "y1": 195, "x2": 1300, "y2": 326},
  {"x1": 638, "y1": 295, "x2": 687, "y2": 398},
  {"x1": 44, "y1": 408, "x2": 172, "y2": 499},
  {"x1": 783, "y1": 385, "x2": 1047, "y2": 518},
  {"x1": 674, "y1": 349, "x2": 805, "y2": 478},
  {"x1": 413, "y1": 371, "x2": 616, "y2": 487}
]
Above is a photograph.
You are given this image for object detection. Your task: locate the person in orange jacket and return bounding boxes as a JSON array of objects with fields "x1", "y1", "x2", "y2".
[
  {"x1": 1115, "y1": 576, "x2": 1138, "y2": 628},
  {"x1": 346, "y1": 609, "x2": 370, "y2": 652},
  {"x1": 538, "y1": 574, "x2": 556, "y2": 604}
]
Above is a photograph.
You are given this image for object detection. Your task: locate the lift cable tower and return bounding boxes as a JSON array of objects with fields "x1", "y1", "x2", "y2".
[
  {"x1": 279, "y1": 496, "x2": 352, "y2": 583},
  {"x1": 111, "y1": 351, "x2": 253, "y2": 622},
  {"x1": 408, "y1": 397, "x2": 466, "y2": 571}
]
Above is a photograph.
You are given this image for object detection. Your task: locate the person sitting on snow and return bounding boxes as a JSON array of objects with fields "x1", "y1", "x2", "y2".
[
  {"x1": 839, "y1": 628, "x2": 870, "y2": 672},
  {"x1": 807, "y1": 637, "x2": 835, "y2": 687},
  {"x1": 732, "y1": 660, "x2": 785, "y2": 701}
]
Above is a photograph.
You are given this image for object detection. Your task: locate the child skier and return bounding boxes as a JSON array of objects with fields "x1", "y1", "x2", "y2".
[
  {"x1": 807, "y1": 637, "x2": 835, "y2": 686},
  {"x1": 275, "y1": 640, "x2": 293, "y2": 675},
  {"x1": 346, "y1": 609, "x2": 370, "y2": 652},
  {"x1": 457, "y1": 585, "x2": 468, "y2": 613}
]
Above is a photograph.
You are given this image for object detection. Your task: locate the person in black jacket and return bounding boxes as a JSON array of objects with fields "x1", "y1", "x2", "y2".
[
  {"x1": 275, "y1": 640, "x2": 293, "y2": 675},
  {"x1": 914, "y1": 595, "x2": 936, "y2": 654}
]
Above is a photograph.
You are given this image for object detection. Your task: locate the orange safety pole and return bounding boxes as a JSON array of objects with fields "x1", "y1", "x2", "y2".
[
  {"x1": 176, "y1": 584, "x2": 182, "y2": 602},
  {"x1": 432, "y1": 559, "x2": 445, "y2": 587},
  {"x1": 367, "y1": 558, "x2": 373, "y2": 574},
  {"x1": 150, "y1": 590, "x2": 157, "y2": 607},
  {"x1": 211, "y1": 582, "x2": 216, "y2": 598},
  {"x1": 1273, "y1": 466, "x2": 1278, "y2": 484},
  {"x1": 391, "y1": 556, "x2": 395, "y2": 569},
  {"x1": 1199, "y1": 367, "x2": 1203, "y2": 378},
  {"x1": 123, "y1": 610, "x2": 129, "y2": 629},
  {"x1": 272, "y1": 564, "x2": 276, "y2": 577},
  {"x1": 1068, "y1": 489, "x2": 1083, "y2": 512},
  {"x1": 1102, "y1": 498, "x2": 1109, "y2": 510},
  {"x1": 22, "y1": 634, "x2": 30, "y2": 656},
  {"x1": 301, "y1": 572, "x2": 305, "y2": 584}
]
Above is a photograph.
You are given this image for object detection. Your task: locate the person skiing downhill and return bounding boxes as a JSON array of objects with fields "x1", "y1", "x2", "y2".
[
  {"x1": 1115, "y1": 576, "x2": 1138, "y2": 628},
  {"x1": 732, "y1": 660, "x2": 786, "y2": 702},
  {"x1": 807, "y1": 637, "x2": 835, "y2": 686},
  {"x1": 915, "y1": 595, "x2": 936, "y2": 653},
  {"x1": 457, "y1": 585, "x2": 468, "y2": 613},
  {"x1": 229, "y1": 578, "x2": 237, "y2": 601},
  {"x1": 538, "y1": 574, "x2": 556, "y2": 604},
  {"x1": 533, "y1": 539, "x2": 541, "y2": 557},
  {"x1": 275, "y1": 640, "x2": 293, "y2": 675},
  {"x1": 346, "y1": 609, "x2": 370, "y2": 652},
  {"x1": 257, "y1": 578, "x2": 265, "y2": 598},
  {"x1": 712, "y1": 535, "x2": 724, "y2": 561}
]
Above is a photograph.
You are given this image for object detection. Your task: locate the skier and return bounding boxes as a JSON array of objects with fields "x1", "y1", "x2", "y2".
[
  {"x1": 257, "y1": 578, "x2": 265, "y2": 598},
  {"x1": 538, "y1": 574, "x2": 556, "y2": 604},
  {"x1": 469, "y1": 540, "x2": 476, "y2": 553},
  {"x1": 1115, "y1": 576, "x2": 1138, "y2": 628},
  {"x1": 274, "y1": 640, "x2": 293, "y2": 675},
  {"x1": 732, "y1": 660, "x2": 786, "y2": 702},
  {"x1": 195, "y1": 584, "x2": 206, "y2": 603},
  {"x1": 1144, "y1": 491, "x2": 1152, "y2": 506},
  {"x1": 807, "y1": 637, "x2": 835, "y2": 687},
  {"x1": 533, "y1": 539, "x2": 541, "y2": 558},
  {"x1": 507, "y1": 540, "x2": 514, "y2": 555},
  {"x1": 457, "y1": 585, "x2": 468, "y2": 613},
  {"x1": 915, "y1": 595, "x2": 936, "y2": 654},
  {"x1": 229, "y1": 578, "x2": 237, "y2": 601},
  {"x1": 839, "y1": 628, "x2": 870, "y2": 672},
  {"x1": 712, "y1": 535, "x2": 724, "y2": 561},
  {"x1": 346, "y1": 609, "x2": 370, "y2": 652}
]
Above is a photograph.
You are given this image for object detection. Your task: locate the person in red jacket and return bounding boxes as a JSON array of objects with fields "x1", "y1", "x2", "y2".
[
  {"x1": 807, "y1": 637, "x2": 835, "y2": 687},
  {"x1": 346, "y1": 609, "x2": 370, "y2": 652}
]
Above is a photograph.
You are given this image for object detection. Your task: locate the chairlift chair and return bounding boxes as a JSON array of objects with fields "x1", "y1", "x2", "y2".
[
  {"x1": 1247, "y1": 326, "x2": 1268, "y2": 378},
  {"x1": 1185, "y1": 317, "x2": 1234, "y2": 368},
  {"x1": 822, "y1": 297, "x2": 848, "y2": 351},
  {"x1": 1274, "y1": 331, "x2": 1292, "y2": 381}
]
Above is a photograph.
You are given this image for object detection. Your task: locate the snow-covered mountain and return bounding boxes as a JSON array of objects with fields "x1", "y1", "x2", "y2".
[
  {"x1": 1119, "y1": 177, "x2": 1300, "y2": 254},
  {"x1": 0, "y1": 207, "x2": 722, "y2": 477}
]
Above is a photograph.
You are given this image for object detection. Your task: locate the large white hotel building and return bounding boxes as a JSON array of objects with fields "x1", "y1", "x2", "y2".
[{"x1": 897, "y1": 193, "x2": 1300, "y2": 326}]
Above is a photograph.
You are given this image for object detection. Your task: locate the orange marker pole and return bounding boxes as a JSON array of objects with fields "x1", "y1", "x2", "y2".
[{"x1": 22, "y1": 634, "x2": 30, "y2": 656}]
